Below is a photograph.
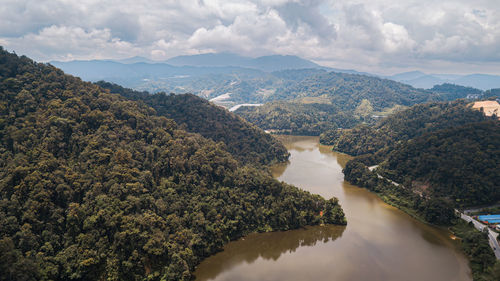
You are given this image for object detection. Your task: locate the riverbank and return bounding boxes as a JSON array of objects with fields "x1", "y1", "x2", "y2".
[
  {"x1": 342, "y1": 157, "x2": 499, "y2": 280},
  {"x1": 195, "y1": 136, "x2": 472, "y2": 281}
]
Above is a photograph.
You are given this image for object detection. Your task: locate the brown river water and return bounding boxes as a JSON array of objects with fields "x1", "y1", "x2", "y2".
[{"x1": 194, "y1": 136, "x2": 471, "y2": 281}]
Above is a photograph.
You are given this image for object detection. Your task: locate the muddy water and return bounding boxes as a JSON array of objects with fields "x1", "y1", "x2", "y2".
[{"x1": 195, "y1": 136, "x2": 471, "y2": 281}]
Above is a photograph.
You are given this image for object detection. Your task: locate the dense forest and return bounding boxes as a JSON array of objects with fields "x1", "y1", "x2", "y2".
[
  {"x1": 0, "y1": 48, "x2": 346, "y2": 281},
  {"x1": 95, "y1": 81, "x2": 288, "y2": 165},
  {"x1": 342, "y1": 150, "x2": 499, "y2": 279},
  {"x1": 430, "y1": 83, "x2": 484, "y2": 100},
  {"x1": 235, "y1": 101, "x2": 358, "y2": 136},
  {"x1": 235, "y1": 71, "x2": 451, "y2": 135},
  {"x1": 338, "y1": 100, "x2": 500, "y2": 278},
  {"x1": 320, "y1": 100, "x2": 492, "y2": 156},
  {"x1": 266, "y1": 71, "x2": 438, "y2": 108},
  {"x1": 336, "y1": 101, "x2": 499, "y2": 207},
  {"x1": 451, "y1": 221, "x2": 500, "y2": 281},
  {"x1": 379, "y1": 121, "x2": 500, "y2": 206}
]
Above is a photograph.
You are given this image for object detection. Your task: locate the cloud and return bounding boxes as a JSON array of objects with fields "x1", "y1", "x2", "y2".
[{"x1": 0, "y1": 0, "x2": 499, "y2": 74}]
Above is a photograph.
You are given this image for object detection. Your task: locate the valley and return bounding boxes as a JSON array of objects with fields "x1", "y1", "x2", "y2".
[
  {"x1": 194, "y1": 136, "x2": 472, "y2": 281},
  {"x1": 3, "y1": 1, "x2": 500, "y2": 280}
]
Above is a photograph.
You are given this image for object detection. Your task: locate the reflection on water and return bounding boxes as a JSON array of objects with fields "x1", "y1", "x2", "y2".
[
  {"x1": 195, "y1": 136, "x2": 471, "y2": 281},
  {"x1": 195, "y1": 225, "x2": 346, "y2": 281}
]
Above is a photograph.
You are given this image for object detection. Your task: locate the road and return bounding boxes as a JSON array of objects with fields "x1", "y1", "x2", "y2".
[
  {"x1": 368, "y1": 166, "x2": 500, "y2": 259},
  {"x1": 369, "y1": 165, "x2": 402, "y2": 187},
  {"x1": 458, "y1": 211, "x2": 500, "y2": 259}
]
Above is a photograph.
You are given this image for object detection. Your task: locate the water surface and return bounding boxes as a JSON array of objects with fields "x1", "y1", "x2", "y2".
[{"x1": 195, "y1": 136, "x2": 471, "y2": 281}]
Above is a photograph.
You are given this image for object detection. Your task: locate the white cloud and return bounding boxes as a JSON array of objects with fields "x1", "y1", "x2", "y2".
[{"x1": 0, "y1": 0, "x2": 499, "y2": 74}]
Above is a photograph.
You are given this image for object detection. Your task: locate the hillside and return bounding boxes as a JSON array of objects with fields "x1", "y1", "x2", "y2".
[
  {"x1": 236, "y1": 101, "x2": 358, "y2": 136},
  {"x1": 0, "y1": 48, "x2": 345, "y2": 280},
  {"x1": 335, "y1": 99, "x2": 499, "y2": 207},
  {"x1": 320, "y1": 100, "x2": 492, "y2": 156},
  {"x1": 266, "y1": 72, "x2": 436, "y2": 109},
  {"x1": 379, "y1": 121, "x2": 500, "y2": 206},
  {"x1": 236, "y1": 71, "x2": 442, "y2": 135},
  {"x1": 430, "y1": 83, "x2": 484, "y2": 100},
  {"x1": 95, "y1": 81, "x2": 289, "y2": 165}
]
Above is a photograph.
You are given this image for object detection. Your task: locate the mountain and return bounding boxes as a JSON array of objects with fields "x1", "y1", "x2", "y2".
[
  {"x1": 455, "y1": 74, "x2": 500, "y2": 91},
  {"x1": 50, "y1": 60, "x2": 263, "y2": 85},
  {"x1": 247, "y1": 55, "x2": 322, "y2": 72},
  {"x1": 265, "y1": 72, "x2": 435, "y2": 107},
  {"x1": 95, "y1": 81, "x2": 289, "y2": 165},
  {"x1": 165, "y1": 53, "x2": 324, "y2": 72},
  {"x1": 51, "y1": 53, "x2": 370, "y2": 106},
  {"x1": 0, "y1": 47, "x2": 346, "y2": 280},
  {"x1": 320, "y1": 100, "x2": 493, "y2": 156},
  {"x1": 389, "y1": 71, "x2": 427, "y2": 81},
  {"x1": 236, "y1": 101, "x2": 359, "y2": 136},
  {"x1": 379, "y1": 121, "x2": 500, "y2": 206},
  {"x1": 430, "y1": 83, "x2": 483, "y2": 100},
  {"x1": 165, "y1": 52, "x2": 251, "y2": 67},
  {"x1": 115, "y1": 56, "x2": 156, "y2": 64},
  {"x1": 235, "y1": 71, "x2": 442, "y2": 135},
  {"x1": 389, "y1": 71, "x2": 500, "y2": 90}
]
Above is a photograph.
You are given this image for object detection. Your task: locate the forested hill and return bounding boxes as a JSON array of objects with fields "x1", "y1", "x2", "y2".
[
  {"x1": 235, "y1": 71, "x2": 446, "y2": 135},
  {"x1": 266, "y1": 71, "x2": 437, "y2": 109},
  {"x1": 379, "y1": 121, "x2": 500, "y2": 206},
  {"x1": 236, "y1": 101, "x2": 358, "y2": 136},
  {"x1": 0, "y1": 48, "x2": 345, "y2": 280},
  {"x1": 320, "y1": 100, "x2": 492, "y2": 156},
  {"x1": 336, "y1": 99, "x2": 499, "y2": 207},
  {"x1": 95, "y1": 81, "x2": 288, "y2": 165}
]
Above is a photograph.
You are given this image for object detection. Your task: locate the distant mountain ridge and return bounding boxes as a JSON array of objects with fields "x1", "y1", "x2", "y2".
[{"x1": 388, "y1": 71, "x2": 500, "y2": 90}]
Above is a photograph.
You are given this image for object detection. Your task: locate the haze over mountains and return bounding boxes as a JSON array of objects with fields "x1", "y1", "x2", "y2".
[
  {"x1": 388, "y1": 71, "x2": 500, "y2": 90},
  {"x1": 52, "y1": 53, "x2": 500, "y2": 98}
]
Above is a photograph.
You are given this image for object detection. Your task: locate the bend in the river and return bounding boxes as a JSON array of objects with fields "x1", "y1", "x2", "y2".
[{"x1": 195, "y1": 136, "x2": 471, "y2": 281}]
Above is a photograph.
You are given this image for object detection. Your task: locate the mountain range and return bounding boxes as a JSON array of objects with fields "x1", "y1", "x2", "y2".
[
  {"x1": 50, "y1": 53, "x2": 500, "y2": 108},
  {"x1": 388, "y1": 71, "x2": 500, "y2": 90}
]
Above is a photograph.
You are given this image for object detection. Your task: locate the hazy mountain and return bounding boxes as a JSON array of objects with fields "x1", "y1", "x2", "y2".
[
  {"x1": 389, "y1": 71, "x2": 500, "y2": 90},
  {"x1": 165, "y1": 52, "x2": 252, "y2": 67},
  {"x1": 50, "y1": 59, "x2": 354, "y2": 106},
  {"x1": 455, "y1": 74, "x2": 500, "y2": 90},
  {"x1": 50, "y1": 60, "x2": 264, "y2": 88},
  {"x1": 165, "y1": 53, "x2": 324, "y2": 72},
  {"x1": 115, "y1": 56, "x2": 156, "y2": 64},
  {"x1": 389, "y1": 71, "x2": 427, "y2": 81}
]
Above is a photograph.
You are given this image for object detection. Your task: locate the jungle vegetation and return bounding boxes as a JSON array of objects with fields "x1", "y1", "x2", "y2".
[
  {"x1": 95, "y1": 81, "x2": 289, "y2": 165},
  {"x1": 0, "y1": 48, "x2": 345, "y2": 281}
]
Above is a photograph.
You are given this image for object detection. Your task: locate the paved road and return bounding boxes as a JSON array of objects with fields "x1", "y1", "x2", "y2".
[
  {"x1": 369, "y1": 167, "x2": 500, "y2": 259},
  {"x1": 369, "y1": 166, "x2": 402, "y2": 187},
  {"x1": 459, "y1": 212, "x2": 500, "y2": 259}
]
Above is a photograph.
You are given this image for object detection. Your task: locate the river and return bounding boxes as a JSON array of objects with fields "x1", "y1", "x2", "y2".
[{"x1": 194, "y1": 136, "x2": 471, "y2": 281}]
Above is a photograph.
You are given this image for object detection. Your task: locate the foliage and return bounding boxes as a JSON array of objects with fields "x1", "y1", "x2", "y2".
[
  {"x1": 483, "y1": 88, "x2": 500, "y2": 99},
  {"x1": 451, "y1": 221, "x2": 497, "y2": 281},
  {"x1": 342, "y1": 160, "x2": 455, "y2": 225},
  {"x1": 430, "y1": 83, "x2": 483, "y2": 100},
  {"x1": 236, "y1": 101, "x2": 358, "y2": 136},
  {"x1": 0, "y1": 47, "x2": 345, "y2": 281},
  {"x1": 95, "y1": 81, "x2": 289, "y2": 165},
  {"x1": 321, "y1": 100, "x2": 492, "y2": 156},
  {"x1": 237, "y1": 71, "x2": 447, "y2": 136},
  {"x1": 266, "y1": 72, "x2": 439, "y2": 109},
  {"x1": 379, "y1": 121, "x2": 500, "y2": 206}
]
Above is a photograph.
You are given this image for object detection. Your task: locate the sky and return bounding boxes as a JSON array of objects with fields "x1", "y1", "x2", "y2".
[{"x1": 1, "y1": 0, "x2": 500, "y2": 75}]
